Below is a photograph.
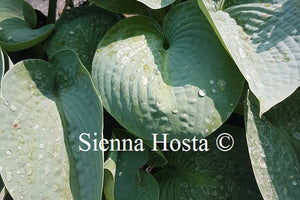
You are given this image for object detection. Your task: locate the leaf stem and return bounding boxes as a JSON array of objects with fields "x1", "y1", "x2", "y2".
[{"x1": 47, "y1": 0, "x2": 57, "y2": 24}]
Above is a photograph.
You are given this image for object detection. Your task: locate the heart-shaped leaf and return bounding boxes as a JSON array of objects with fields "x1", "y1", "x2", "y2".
[
  {"x1": 90, "y1": 0, "x2": 149, "y2": 14},
  {"x1": 154, "y1": 124, "x2": 262, "y2": 200},
  {"x1": 198, "y1": 0, "x2": 300, "y2": 114},
  {"x1": 46, "y1": 6, "x2": 120, "y2": 71},
  {"x1": 0, "y1": 0, "x2": 54, "y2": 52},
  {"x1": 92, "y1": 1, "x2": 244, "y2": 141},
  {"x1": 245, "y1": 90, "x2": 300, "y2": 199},
  {"x1": 0, "y1": 50, "x2": 103, "y2": 199}
]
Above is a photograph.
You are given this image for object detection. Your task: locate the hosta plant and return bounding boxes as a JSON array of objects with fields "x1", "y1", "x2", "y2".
[{"x1": 0, "y1": 0, "x2": 299, "y2": 199}]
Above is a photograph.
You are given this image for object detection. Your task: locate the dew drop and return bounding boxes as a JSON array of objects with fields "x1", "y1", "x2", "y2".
[
  {"x1": 24, "y1": 163, "x2": 33, "y2": 176},
  {"x1": 154, "y1": 70, "x2": 160, "y2": 75},
  {"x1": 171, "y1": 108, "x2": 179, "y2": 114},
  {"x1": 39, "y1": 144, "x2": 44, "y2": 149},
  {"x1": 156, "y1": 101, "x2": 162, "y2": 107},
  {"x1": 118, "y1": 171, "x2": 123, "y2": 176},
  {"x1": 69, "y1": 31, "x2": 74, "y2": 35},
  {"x1": 6, "y1": 150, "x2": 11, "y2": 155},
  {"x1": 33, "y1": 124, "x2": 40, "y2": 130},
  {"x1": 292, "y1": 180, "x2": 297, "y2": 186},
  {"x1": 9, "y1": 105, "x2": 17, "y2": 112},
  {"x1": 61, "y1": 168, "x2": 67, "y2": 177},
  {"x1": 38, "y1": 154, "x2": 43, "y2": 160},
  {"x1": 0, "y1": 165, "x2": 3, "y2": 172},
  {"x1": 230, "y1": 103, "x2": 234, "y2": 107},
  {"x1": 0, "y1": 26, "x2": 3, "y2": 31},
  {"x1": 211, "y1": 89, "x2": 217, "y2": 94},
  {"x1": 7, "y1": 36, "x2": 12, "y2": 41},
  {"x1": 198, "y1": 89, "x2": 206, "y2": 97},
  {"x1": 52, "y1": 183, "x2": 60, "y2": 192},
  {"x1": 2, "y1": 99, "x2": 9, "y2": 106},
  {"x1": 121, "y1": 56, "x2": 129, "y2": 65},
  {"x1": 209, "y1": 80, "x2": 214, "y2": 85},
  {"x1": 217, "y1": 79, "x2": 226, "y2": 91}
]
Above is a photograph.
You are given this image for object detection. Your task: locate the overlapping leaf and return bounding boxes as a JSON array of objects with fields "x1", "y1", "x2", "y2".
[
  {"x1": 245, "y1": 90, "x2": 300, "y2": 199},
  {"x1": 92, "y1": 1, "x2": 243, "y2": 141},
  {"x1": 90, "y1": 0, "x2": 149, "y2": 14},
  {"x1": 198, "y1": 0, "x2": 300, "y2": 114},
  {"x1": 137, "y1": 0, "x2": 175, "y2": 9},
  {"x1": 0, "y1": 48, "x2": 4, "y2": 89},
  {"x1": 104, "y1": 129, "x2": 160, "y2": 200},
  {"x1": 0, "y1": 176, "x2": 4, "y2": 199},
  {"x1": 46, "y1": 6, "x2": 120, "y2": 71},
  {"x1": 0, "y1": 50, "x2": 103, "y2": 199},
  {"x1": 154, "y1": 125, "x2": 262, "y2": 200},
  {"x1": 0, "y1": 0, "x2": 54, "y2": 52}
]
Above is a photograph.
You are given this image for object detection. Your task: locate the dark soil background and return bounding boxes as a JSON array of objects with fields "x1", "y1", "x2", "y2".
[{"x1": 25, "y1": 0, "x2": 85, "y2": 19}]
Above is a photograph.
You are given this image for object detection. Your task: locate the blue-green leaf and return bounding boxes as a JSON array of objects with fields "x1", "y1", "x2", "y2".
[
  {"x1": 198, "y1": 0, "x2": 300, "y2": 114},
  {"x1": 92, "y1": 1, "x2": 244, "y2": 141}
]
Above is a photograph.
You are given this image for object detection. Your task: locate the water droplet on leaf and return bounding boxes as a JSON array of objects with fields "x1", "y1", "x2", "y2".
[
  {"x1": 171, "y1": 108, "x2": 179, "y2": 114},
  {"x1": 121, "y1": 56, "x2": 129, "y2": 65},
  {"x1": 33, "y1": 124, "x2": 40, "y2": 130},
  {"x1": 209, "y1": 80, "x2": 214, "y2": 85},
  {"x1": 2, "y1": 99, "x2": 9, "y2": 106},
  {"x1": 6, "y1": 150, "x2": 11, "y2": 155},
  {"x1": 198, "y1": 89, "x2": 206, "y2": 97},
  {"x1": 217, "y1": 79, "x2": 226, "y2": 91},
  {"x1": 52, "y1": 183, "x2": 60, "y2": 192}
]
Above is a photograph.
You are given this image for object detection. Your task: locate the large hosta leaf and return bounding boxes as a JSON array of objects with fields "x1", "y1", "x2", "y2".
[
  {"x1": 0, "y1": 0, "x2": 54, "y2": 52},
  {"x1": 245, "y1": 90, "x2": 300, "y2": 199},
  {"x1": 154, "y1": 124, "x2": 262, "y2": 200},
  {"x1": 46, "y1": 6, "x2": 120, "y2": 71},
  {"x1": 90, "y1": 0, "x2": 148, "y2": 14},
  {"x1": 0, "y1": 50, "x2": 103, "y2": 199},
  {"x1": 92, "y1": 1, "x2": 243, "y2": 141},
  {"x1": 198, "y1": 0, "x2": 300, "y2": 114}
]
